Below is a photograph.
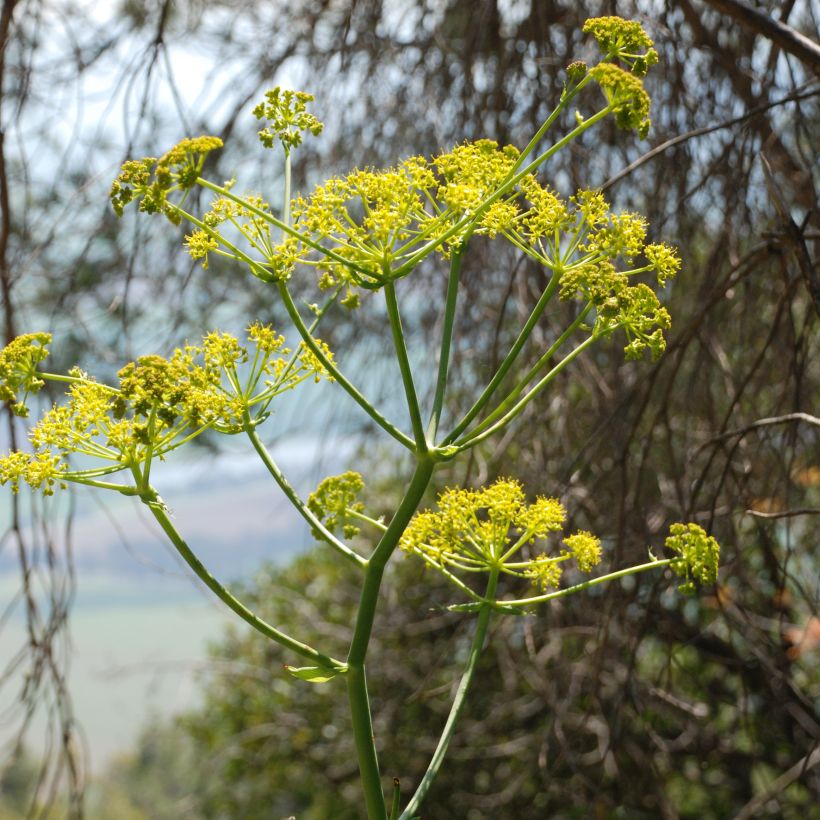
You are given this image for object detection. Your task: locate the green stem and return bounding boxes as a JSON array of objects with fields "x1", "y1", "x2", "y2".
[
  {"x1": 443, "y1": 268, "x2": 561, "y2": 445},
  {"x1": 346, "y1": 457, "x2": 436, "y2": 819},
  {"x1": 168, "y1": 203, "x2": 274, "y2": 281},
  {"x1": 63, "y1": 475, "x2": 136, "y2": 493},
  {"x1": 399, "y1": 568, "x2": 500, "y2": 820},
  {"x1": 137, "y1": 479, "x2": 344, "y2": 670},
  {"x1": 508, "y1": 75, "x2": 592, "y2": 177},
  {"x1": 456, "y1": 333, "x2": 598, "y2": 451},
  {"x1": 277, "y1": 281, "x2": 415, "y2": 450},
  {"x1": 389, "y1": 779, "x2": 402, "y2": 820},
  {"x1": 244, "y1": 419, "x2": 366, "y2": 567},
  {"x1": 283, "y1": 149, "x2": 292, "y2": 235},
  {"x1": 384, "y1": 280, "x2": 426, "y2": 453},
  {"x1": 498, "y1": 559, "x2": 675, "y2": 608},
  {"x1": 460, "y1": 305, "x2": 592, "y2": 442},
  {"x1": 40, "y1": 372, "x2": 118, "y2": 392},
  {"x1": 428, "y1": 248, "x2": 463, "y2": 443},
  {"x1": 197, "y1": 178, "x2": 374, "y2": 277}
]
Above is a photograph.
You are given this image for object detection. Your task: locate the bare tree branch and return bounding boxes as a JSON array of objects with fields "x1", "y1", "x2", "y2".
[{"x1": 701, "y1": 0, "x2": 820, "y2": 74}]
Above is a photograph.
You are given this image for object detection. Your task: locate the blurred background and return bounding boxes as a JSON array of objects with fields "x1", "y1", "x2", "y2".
[{"x1": 0, "y1": 1, "x2": 817, "y2": 817}]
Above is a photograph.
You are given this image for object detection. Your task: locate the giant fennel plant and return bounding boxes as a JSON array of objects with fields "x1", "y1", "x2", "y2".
[{"x1": 1, "y1": 18, "x2": 720, "y2": 818}]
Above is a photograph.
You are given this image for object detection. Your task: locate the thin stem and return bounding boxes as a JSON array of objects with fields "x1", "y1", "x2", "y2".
[
  {"x1": 283, "y1": 149, "x2": 292, "y2": 235},
  {"x1": 499, "y1": 559, "x2": 675, "y2": 608},
  {"x1": 384, "y1": 280, "x2": 426, "y2": 453},
  {"x1": 443, "y1": 269, "x2": 561, "y2": 445},
  {"x1": 456, "y1": 334, "x2": 598, "y2": 451},
  {"x1": 399, "y1": 568, "x2": 500, "y2": 819},
  {"x1": 346, "y1": 457, "x2": 436, "y2": 819},
  {"x1": 136, "y1": 477, "x2": 344, "y2": 670},
  {"x1": 508, "y1": 75, "x2": 592, "y2": 177},
  {"x1": 277, "y1": 281, "x2": 415, "y2": 450},
  {"x1": 62, "y1": 475, "x2": 136, "y2": 493},
  {"x1": 168, "y1": 203, "x2": 274, "y2": 281},
  {"x1": 346, "y1": 509, "x2": 388, "y2": 532},
  {"x1": 244, "y1": 418, "x2": 366, "y2": 568},
  {"x1": 197, "y1": 178, "x2": 374, "y2": 277},
  {"x1": 428, "y1": 248, "x2": 463, "y2": 443},
  {"x1": 389, "y1": 779, "x2": 401, "y2": 820},
  {"x1": 39, "y1": 372, "x2": 119, "y2": 392},
  {"x1": 461, "y1": 305, "x2": 592, "y2": 441}
]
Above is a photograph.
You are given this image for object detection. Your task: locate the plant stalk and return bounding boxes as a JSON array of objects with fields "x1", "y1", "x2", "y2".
[{"x1": 346, "y1": 457, "x2": 436, "y2": 818}]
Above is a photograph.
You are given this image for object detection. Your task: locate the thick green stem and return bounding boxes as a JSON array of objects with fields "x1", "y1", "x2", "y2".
[
  {"x1": 277, "y1": 281, "x2": 415, "y2": 450},
  {"x1": 399, "y1": 568, "x2": 500, "y2": 819},
  {"x1": 443, "y1": 269, "x2": 561, "y2": 445},
  {"x1": 347, "y1": 664, "x2": 386, "y2": 820},
  {"x1": 138, "y1": 481, "x2": 343, "y2": 670},
  {"x1": 244, "y1": 419, "x2": 366, "y2": 568},
  {"x1": 346, "y1": 457, "x2": 436, "y2": 818},
  {"x1": 428, "y1": 249, "x2": 463, "y2": 443},
  {"x1": 384, "y1": 280, "x2": 427, "y2": 453}
]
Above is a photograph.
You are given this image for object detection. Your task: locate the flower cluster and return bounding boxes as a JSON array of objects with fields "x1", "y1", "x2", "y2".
[
  {"x1": 400, "y1": 478, "x2": 603, "y2": 592},
  {"x1": 0, "y1": 326, "x2": 332, "y2": 495},
  {"x1": 589, "y1": 63, "x2": 652, "y2": 138},
  {"x1": 255, "y1": 139, "x2": 522, "y2": 297},
  {"x1": 0, "y1": 332, "x2": 51, "y2": 416},
  {"x1": 193, "y1": 193, "x2": 283, "y2": 273},
  {"x1": 583, "y1": 16, "x2": 659, "y2": 76},
  {"x1": 503, "y1": 185, "x2": 678, "y2": 360},
  {"x1": 252, "y1": 88, "x2": 324, "y2": 153},
  {"x1": 307, "y1": 471, "x2": 366, "y2": 539},
  {"x1": 665, "y1": 523, "x2": 721, "y2": 594},
  {"x1": 110, "y1": 136, "x2": 223, "y2": 221}
]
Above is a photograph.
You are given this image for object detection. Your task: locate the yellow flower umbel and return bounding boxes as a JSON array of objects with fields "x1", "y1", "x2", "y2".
[
  {"x1": 400, "y1": 478, "x2": 603, "y2": 596},
  {"x1": 0, "y1": 332, "x2": 51, "y2": 416},
  {"x1": 665, "y1": 523, "x2": 721, "y2": 594},
  {"x1": 502, "y1": 184, "x2": 679, "y2": 360},
  {"x1": 0, "y1": 326, "x2": 333, "y2": 496}
]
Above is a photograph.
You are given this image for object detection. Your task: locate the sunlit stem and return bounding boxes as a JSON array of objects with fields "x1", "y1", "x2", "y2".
[
  {"x1": 131, "y1": 465, "x2": 344, "y2": 669},
  {"x1": 61, "y1": 475, "x2": 137, "y2": 493},
  {"x1": 243, "y1": 417, "x2": 366, "y2": 568},
  {"x1": 283, "y1": 148, "x2": 292, "y2": 235},
  {"x1": 462, "y1": 304, "x2": 593, "y2": 441},
  {"x1": 39, "y1": 372, "x2": 119, "y2": 393},
  {"x1": 508, "y1": 73, "x2": 593, "y2": 177},
  {"x1": 455, "y1": 333, "x2": 598, "y2": 451},
  {"x1": 399, "y1": 567, "x2": 500, "y2": 819},
  {"x1": 416, "y1": 552, "x2": 485, "y2": 602},
  {"x1": 168, "y1": 203, "x2": 274, "y2": 281},
  {"x1": 196, "y1": 178, "x2": 374, "y2": 277},
  {"x1": 428, "y1": 247, "x2": 463, "y2": 443},
  {"x1": 384, "y1": 279, "x2": 427, "y2": 453},
  {"x1": 498, "y1": 559, "x2": 675, "y2": 608},
  {"x1": 443, "y1": 267, "x2": 561, "y2": 445},
  {"x1": 346, "y1": 509, "x2": 387, "y2": 532},
  {"x1": 277, "y1": 281, "x2": 415, "y2": 450}
]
